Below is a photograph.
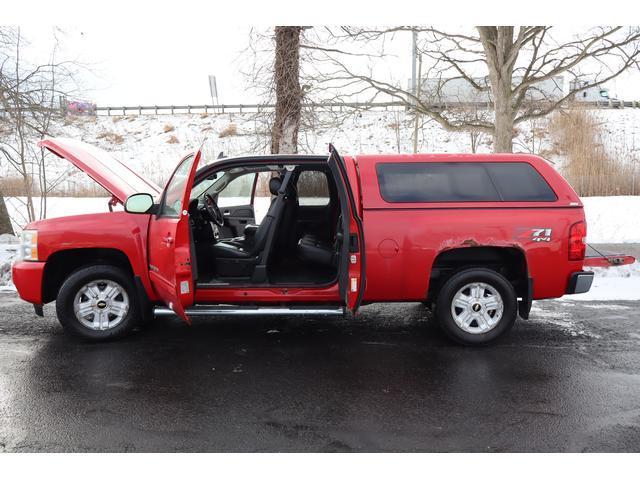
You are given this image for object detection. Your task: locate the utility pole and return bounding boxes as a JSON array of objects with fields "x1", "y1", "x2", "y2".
[
  {"x1": 411, "y1": 29, "x2": 417, "y2": 102},
  {"x1": 208, "y1": 75, "x2": 218, "y2": 113},
  {"x1": 412, "y1": 54, "x2": 422, "y2": 154}
]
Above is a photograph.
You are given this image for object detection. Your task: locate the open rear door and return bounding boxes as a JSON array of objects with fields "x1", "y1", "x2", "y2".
[
  {"x1": 327, "y1": 144, "x2": 365, "y2": 313},
  {"x1": 148, "y1": 150, "x2": 201, "y2": 323}
]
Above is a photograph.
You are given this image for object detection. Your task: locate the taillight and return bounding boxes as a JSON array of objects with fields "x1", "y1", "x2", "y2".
[{"x1": 569, "y1": 221, "x2": 587, "y2": 261}]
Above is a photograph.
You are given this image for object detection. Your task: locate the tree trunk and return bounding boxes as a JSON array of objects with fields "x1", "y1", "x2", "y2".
[
  {"x1": 493, "y1": 83, "x2": 515, "y2": 153},
  {"x1": 0, "y1": 190, "x2": 14, "y2": 236},
  {"x1": 477, "y1": 26, "x2": 517, "y2": 153},
  {"x1": 271, "y1": 26, "x2": 302, "y2": 155}
]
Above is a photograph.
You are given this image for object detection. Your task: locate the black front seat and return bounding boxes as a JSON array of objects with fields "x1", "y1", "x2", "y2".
[{"x1": 209, "y1": 173, "x2": 292, "y2": 280}]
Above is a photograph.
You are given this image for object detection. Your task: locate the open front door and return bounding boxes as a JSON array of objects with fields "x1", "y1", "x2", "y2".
[
  {"x1": 328, "y1": 144, "x2": 365, "y2": 313},
  {"x1": 148, "y1": 151, "x2": 201, "y2": 323}
]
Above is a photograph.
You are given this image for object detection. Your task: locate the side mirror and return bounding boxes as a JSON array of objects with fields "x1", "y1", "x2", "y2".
[{"x1": 125, "y1": 193, "x2": 155, "y2": 214}]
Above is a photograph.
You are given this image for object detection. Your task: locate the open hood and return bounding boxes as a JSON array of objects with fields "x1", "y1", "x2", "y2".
[{"x1": 38, "y1": 137, "x2": 162, "y2": 204}]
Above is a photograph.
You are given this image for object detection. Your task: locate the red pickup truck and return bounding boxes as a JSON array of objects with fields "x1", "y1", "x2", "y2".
[{"x1": 11, "y1": 138, "x2": 634, "y2": 345}]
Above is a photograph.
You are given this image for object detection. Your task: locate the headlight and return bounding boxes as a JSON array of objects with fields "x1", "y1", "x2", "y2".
[{"x1": 20, "y1": 229, "x2": 38, "y2": 261}]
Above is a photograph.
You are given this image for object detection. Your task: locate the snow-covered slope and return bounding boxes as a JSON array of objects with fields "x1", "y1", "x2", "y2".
[
  {"x1": 582, "y1": 196, "x2": 640, "y2": 243},
  {"x1": 3, "y1": 108, "x2": 639, "y2": 197},
  {"x1": 1, "y1": 108, "x2": 640, "y2": 297}
]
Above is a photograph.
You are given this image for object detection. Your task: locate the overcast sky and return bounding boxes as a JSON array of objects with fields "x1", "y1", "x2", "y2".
[{"x1": 18, "y1": 25, "x2": 640, "y2": 106}]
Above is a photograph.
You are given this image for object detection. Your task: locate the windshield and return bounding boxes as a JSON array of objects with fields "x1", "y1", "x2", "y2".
[{"x1": 190, "y1": 170, "x2": 228, "y2": 199}]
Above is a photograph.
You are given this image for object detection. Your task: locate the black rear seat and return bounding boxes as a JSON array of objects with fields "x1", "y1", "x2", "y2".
[{"x1": 297, "y1": 234, "x2": 335, "y2": 266}]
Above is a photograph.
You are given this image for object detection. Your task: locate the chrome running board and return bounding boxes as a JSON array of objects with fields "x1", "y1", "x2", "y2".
[{"x1": 154, "y1": 305, "x2": 345, "y2": 317}]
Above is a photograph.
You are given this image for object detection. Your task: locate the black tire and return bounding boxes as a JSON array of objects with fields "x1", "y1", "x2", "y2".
[
  {"x1": 55, "y1": 265, "x2": 140, "y2": 341},
  {"x1": 434, "y1": 268, "x2": 517, "y2": 346}
]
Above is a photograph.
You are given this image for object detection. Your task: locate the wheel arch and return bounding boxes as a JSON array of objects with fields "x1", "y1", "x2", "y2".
[
  {"x1": 42, "y1": 247, "x2": 135, "y2": 304},
  {"x1": 427, "y1": 246, "x2": 529, "y2": 305}
]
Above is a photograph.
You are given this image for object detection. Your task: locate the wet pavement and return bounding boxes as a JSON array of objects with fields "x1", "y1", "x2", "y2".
[{"x1": 0, "y1": 292, "x2": 639, "y2": 452}]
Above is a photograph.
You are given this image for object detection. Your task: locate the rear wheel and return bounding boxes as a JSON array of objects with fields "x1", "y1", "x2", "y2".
[
  {"x1": 55, "y1": 265, "x2": 140, "y2": 341},
  {"x1": 434, "y1": 268, "x2": 517, "y2": 346}
]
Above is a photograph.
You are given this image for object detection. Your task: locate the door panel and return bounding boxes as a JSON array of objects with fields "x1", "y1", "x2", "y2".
[
  {"x1": 327, "y1": 145, "x2": 365, "y2": 312},
  {"x1": 216, "y1": 171, "x2": 257, "y2": 238},
  {"x1": 148, "y1": 151, "x2": 201, "y2": 323},
  {"x1": 218, "y1": 204, "x2": 256, "y2": 238}
]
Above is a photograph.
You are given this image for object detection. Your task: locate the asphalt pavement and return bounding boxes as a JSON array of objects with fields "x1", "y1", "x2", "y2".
[{"x1": 1, "y1": 290, "x2": 640, "y2": 452}]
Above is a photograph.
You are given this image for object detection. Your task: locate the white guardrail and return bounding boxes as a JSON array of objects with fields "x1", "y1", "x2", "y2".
[
  {"x1": 91, "y1": 99, "x2": 640, "y2": 116},
  {"x1": 1, "y1": 100, "x2": 638, "y2": 117}
]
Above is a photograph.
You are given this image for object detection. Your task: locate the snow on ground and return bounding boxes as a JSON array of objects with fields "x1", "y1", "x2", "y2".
[
  {"x1": 0, "y1": 234, "x2": 18, "y2": 291},
  {"x1": 5, "y1": 197, "x2": 115, "y2": 232},
  {"x1": 528, "y1": 303, "x2": 595, "y2": 337},
  {"x1": 582, "y1": 196, "x2": 640, "y2": 243},
  {"x1": 569, "y1": 272, "x2": 640, "y2": 301},
  {"x1": 566, "y1": 259, "x2": 640, "y2": 301}
]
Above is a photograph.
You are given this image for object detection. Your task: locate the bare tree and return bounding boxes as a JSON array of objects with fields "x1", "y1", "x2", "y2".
[
  {"x1": 241, "y1": 27, "x2": 385, "y2": 155},
  {"x1": 319, "y1": 26, "x2": 640, "y2": 152},
  {"x1": 271, "y1": 26, "x2": 303, "y2": 154},
  {"x1": 0, "y1": 191, "x2": 12, "y2": 235},
  {"x1": 0, "y1": 29, "x2": 14, "y2": 235},
  {"x1": 0, "y1": 26, "x2": 80, "y2": 228}
]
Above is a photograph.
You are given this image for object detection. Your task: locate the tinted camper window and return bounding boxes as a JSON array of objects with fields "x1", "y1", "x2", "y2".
[
  {"x1": 484, "y1": 163, "x2": 557, "y2": 201},
  {"x1": 376, "y1": 162, "x2": 556, "y2": 203}
]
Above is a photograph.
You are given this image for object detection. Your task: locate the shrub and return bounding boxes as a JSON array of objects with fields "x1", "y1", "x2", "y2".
[
  {"x1": 549, "y1": 108, "x2": 639, "y2": 196},
  {"x1": 95, "y1": 131, "x2": 124, "y2": 145},
  {"x1": 218, "y1": 123, "x2": 238, "y2": 138}
]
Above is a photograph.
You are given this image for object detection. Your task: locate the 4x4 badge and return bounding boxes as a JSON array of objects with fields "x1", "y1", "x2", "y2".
[{"x1": 532, "y1": 228, "x2": 552, "y2": 242}]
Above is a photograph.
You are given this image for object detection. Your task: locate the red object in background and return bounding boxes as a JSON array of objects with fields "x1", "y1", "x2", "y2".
[{"x1": 65, "y1": 100, "x2": 97, "y2": 116}]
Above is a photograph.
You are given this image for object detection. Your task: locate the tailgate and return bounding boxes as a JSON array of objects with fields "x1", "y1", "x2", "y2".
[{"x1": 584, "y1": 245, "x2": 636, "y2": 268}]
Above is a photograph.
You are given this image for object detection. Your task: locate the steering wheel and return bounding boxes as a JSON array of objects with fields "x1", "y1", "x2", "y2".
[{"x1": 203, "y1": 193, "x2": 224, "y2": 227}]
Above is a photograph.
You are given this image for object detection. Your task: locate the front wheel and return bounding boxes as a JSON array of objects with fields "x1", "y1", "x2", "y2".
[
  {"x1": 434, "y1": 268, "x2": 517, "y2": 346},
  {"x1": 55, "y1": 265, "x2": 140, "y2": 341}
]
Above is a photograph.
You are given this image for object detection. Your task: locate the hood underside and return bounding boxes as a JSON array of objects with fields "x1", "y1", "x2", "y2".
[{"x1": 38, "y1": 137, "x2": 161, "y2": 203}]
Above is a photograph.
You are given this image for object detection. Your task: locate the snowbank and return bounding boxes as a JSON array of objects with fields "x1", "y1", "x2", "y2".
[
  {"x1": 583, "y1": 196, "x2": 640, "y2": 243},
  {"x1": 0, "y1": 234, "x2": 18, "y2": 291},
  {"x1": 5, "y1": 197, "x2": 113, "y2": 232},
  {"x1": 567, "y1": 261, "x2": 640, "y2": 301}
]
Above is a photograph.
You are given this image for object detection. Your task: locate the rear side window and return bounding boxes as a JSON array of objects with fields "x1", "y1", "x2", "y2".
[
  {"x1": 296, "y1": 170, "x2": 330, "y2": 206},
  {"x1": 376, "y1": 162, "x2": 556, "y2": 203},
  {"x1": 484, "y1": 163, "x2": 557, "y2": 201},
  {"x1": 376, "y1": 163, "x2": 500, "y2": 202}
]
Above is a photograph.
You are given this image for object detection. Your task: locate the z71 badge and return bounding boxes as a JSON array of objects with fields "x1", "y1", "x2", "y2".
[{"x1": 531, "y1": 228, "x2": 553, "y2": 242}]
